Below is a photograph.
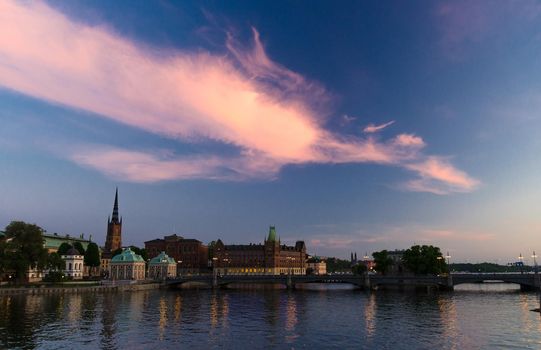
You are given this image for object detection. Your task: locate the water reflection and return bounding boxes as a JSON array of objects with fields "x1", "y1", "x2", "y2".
[
  {"x1": 158, "y1": 297, "x2": 167, "y2": 341},
  {"x1": 1, "y1": 287, "x2": 541, "y2": 349},
  {"x1": 174, "y1": 294, "x2": 182, "y2": 323},
  {"x1": 284, "y1": 293, "x2": 298, "y2": 343},
  {"x1": 100, "y1": 293, "x2": 118, "y2": 349},
  {"x1": 364, "y1": 293, "x2": 376, "y2": 339}
]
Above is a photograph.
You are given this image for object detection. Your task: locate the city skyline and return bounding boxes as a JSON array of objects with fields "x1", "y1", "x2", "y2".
[{"x1": 1, "y1": 1, "x2": 541, "y2": 262}]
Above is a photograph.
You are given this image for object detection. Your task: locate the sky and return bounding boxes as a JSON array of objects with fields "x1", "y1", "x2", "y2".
[{"x1": 1, "y1": 0, "x2": 541, "y2": 263}]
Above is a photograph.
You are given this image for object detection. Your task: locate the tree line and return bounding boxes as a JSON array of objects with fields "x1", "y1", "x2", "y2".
[{"x1": 0, "y1": 221, "x2": 101, "y2": 283}]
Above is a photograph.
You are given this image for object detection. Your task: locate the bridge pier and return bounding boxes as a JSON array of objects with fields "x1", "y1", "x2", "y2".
[
  {"x1": 286, "y1": 275, "x2": 294, "y2": 290},
  {"x1": 363, "y1": 273, "x2": 371, "y2": 290}
]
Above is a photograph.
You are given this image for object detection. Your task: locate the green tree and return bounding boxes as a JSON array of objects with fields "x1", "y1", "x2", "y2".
[
  {"x1": 402, "y1": 245, "x2": 447, "y2": 275},
  {"x1": 112, "y1": 247, "x2": 123, "y2": 257},
  {"x1": 84, "y1": 242, "x2": 101, "y2": 276},
  {"x1": 73, "y1": 242, "x2": 85, "y2": 256},
  {"x1": 46, "y1": 252, "x2": 65, "y2": 271},
  {"x1": 372, "y1": 250, "x2": 393, "y2": 275},
  {"x1": 130, "y1": 246, "x2": 147, "y2": 261},
  {"x1": 57, "y1": 242, "x2": 72, "y2": 256},
  {"x1": 4, "y1": 221, "x2": 48, "y2": 282},
  {"x1": 325, "y1": 257, "x2": 352, "y2": 273},
  {"x1": 352, "y1": 263, "x2": 367, "y2": 275}
]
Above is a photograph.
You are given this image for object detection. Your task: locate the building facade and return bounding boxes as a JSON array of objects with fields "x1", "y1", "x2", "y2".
[
  {"x1": 101, "y1": 189, "x2": 122, "y2": 274},
  {"x1": 145, "y1": 234, "x2": 208, "y2": 274},
  {"x1": 62, "y1": 247, "x2": 84, "y2": 280},
  {"x1": 212, "y1": 226, "x2": 307, "y2": 276},
  {"x1": 148, "y1": 251, "x2": 177, "y2": 280},
  {"x1": 109, "y1": 248, "x2": 146, "y2": 280},
  {"x1": 307, "y1": 257, "x2": 327, "y2": 275}
]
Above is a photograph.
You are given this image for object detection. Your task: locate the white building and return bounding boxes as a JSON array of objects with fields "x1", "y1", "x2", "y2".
[{"x1": 62, "y1": 247, "x2": 84, "y2": 280}]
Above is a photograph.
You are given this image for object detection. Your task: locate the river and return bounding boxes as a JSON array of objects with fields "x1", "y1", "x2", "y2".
[{"x1": 1, "y1": 283, "x2": 540, "y2": 349}]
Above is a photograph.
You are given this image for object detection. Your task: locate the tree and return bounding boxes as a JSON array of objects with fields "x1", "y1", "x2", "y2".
[
  {"x1": 402, "y1": 245, "x2": 447, "y2": 275},
  {"x1": 84, "y1": 242, "x2": 101, "y2": 276},
  {"x1": 352, "y1": 263, "x2": 367, "y2": 275},
  {"x1": 73, "y1": 242, "x2": 85, "y2": 256},
  {"x1": 130, "y1": 246, "x2": 147, "y2": 261},
  {"x1": 46, "y1": 252, "x2": 64, "y2": 272},
  {"x1": 372, "y1": 250, "x2": 393, "y2": 275},
  {"x1": 3, "y1": 221, "x2": 48, "y2": 282},
  {"x1": 57, "y1": 242, "x2": 72, "y2": 256},
  {"x1": 112, "y1": 247, "x2": 123, "y2": 257}
]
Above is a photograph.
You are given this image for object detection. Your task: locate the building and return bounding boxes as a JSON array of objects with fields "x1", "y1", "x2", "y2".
[
  {"x1": 145, "y1": 234, "x2": 208, "y2": 274},
  {"x1": 62, "y1": 247, "x2": 84, "y2": 280},
  {"x1": 148, "y1": 251, "x2": 177, "y2": 280},
  {"x1": 307, "y1": 257, "x2": 327, "y2": 275},
  {"x1": 212, "y1": 226, "x2": 307, "y2": 276},
  {"x1": 43, "y1": 232, "x2": 92, "y2": 253},
  {"x1": 109, "y1": 248, "x2": 145, "y2": 280},
  {"x1": 101, "y1": 189, "x2": 122, "y2": 274}
]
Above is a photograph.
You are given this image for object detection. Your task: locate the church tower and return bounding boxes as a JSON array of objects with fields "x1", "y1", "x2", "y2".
[{"x1": 104, "y1": 188, "x2": 122, "y2": 258}]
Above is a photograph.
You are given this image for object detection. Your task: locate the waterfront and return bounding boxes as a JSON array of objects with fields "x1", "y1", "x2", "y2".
[{"x1": 1, "y1": 284, "x2": 541, "y2": 349}]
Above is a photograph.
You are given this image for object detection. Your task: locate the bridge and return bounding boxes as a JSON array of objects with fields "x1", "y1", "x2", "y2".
[
  {"x1": 165, "y1": 272, "x2": 541, "y2": 291},
  {"x1": 165, "y1": 274, "x2": 368, "y2": 289}
]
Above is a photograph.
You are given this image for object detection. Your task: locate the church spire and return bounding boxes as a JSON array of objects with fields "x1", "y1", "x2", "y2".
[{"x1": 111, "y1": 187, "x2": 119, "y2": 223}]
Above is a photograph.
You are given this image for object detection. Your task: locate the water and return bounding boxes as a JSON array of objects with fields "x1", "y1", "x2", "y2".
[{"x1": 1, "y1": 284, "x2": 541, "y2": 349}]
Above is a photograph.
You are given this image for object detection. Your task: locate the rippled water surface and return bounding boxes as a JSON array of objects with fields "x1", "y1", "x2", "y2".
[{"x1": 1, "y1": 284, "x2": 541, "y2": 349}]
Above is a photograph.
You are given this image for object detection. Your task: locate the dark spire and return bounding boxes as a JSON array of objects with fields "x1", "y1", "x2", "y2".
[{"x1": 111, "y1": 188, "x2": 119, "y2": 223}]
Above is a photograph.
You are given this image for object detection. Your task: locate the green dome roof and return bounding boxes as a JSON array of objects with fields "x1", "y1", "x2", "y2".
[
  {"x1": 111, "y1": 248, "x2": 145, "y2": 263},
  {"x1": 149, "y1": 251, "x2": 176, "y2": 265}
]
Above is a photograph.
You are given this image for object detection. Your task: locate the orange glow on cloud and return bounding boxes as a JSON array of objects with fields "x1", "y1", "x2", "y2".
[{"x1": 0, "y1": 0, "x2": 479, "y2": 194}]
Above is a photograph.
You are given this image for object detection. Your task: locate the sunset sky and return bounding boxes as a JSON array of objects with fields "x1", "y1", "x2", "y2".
[{"x1": 1, "y1": 0, "x2": 541, "y2": 262}]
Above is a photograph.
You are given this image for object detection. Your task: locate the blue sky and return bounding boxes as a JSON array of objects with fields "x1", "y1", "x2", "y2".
[{"x1": 1, "y1": 0, "x2": 541, "y2": 262}]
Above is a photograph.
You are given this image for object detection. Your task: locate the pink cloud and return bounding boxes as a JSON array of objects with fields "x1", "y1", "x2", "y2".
[
  {"x1": 0, "y1": 1, "x2": 479, "y2": 194},
  {"x1": 404, "y1": 157, "x2": 480, "y2": 194},
  {"x1": 363, "y1": 120, "x2": 395, "y2": 133}
]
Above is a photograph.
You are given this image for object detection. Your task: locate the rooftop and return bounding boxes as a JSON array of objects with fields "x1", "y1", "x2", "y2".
[
  {"x1": 111, "y1": 248, "x2": 145, "y2": 263},
  {"x1": 149, "y1": 251, "x2": 176, "y2": 265}
]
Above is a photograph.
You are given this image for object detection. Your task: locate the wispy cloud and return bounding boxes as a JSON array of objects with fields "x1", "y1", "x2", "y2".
[
  {"x1": 0, "y1": 1, "x2": 478, "y2": 193},
  {"x1": 363, "y1": 120, "x2": 395, "y2": 133}
]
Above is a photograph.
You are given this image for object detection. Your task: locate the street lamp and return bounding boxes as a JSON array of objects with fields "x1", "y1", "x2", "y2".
[
  {"x1": 532, "y1": 251, "x2": 538, "y2": 273},
  {"x1": 518, "y1": 254, "x2": 523, "y2": 274},
  {"x1": 177, "y1": 260, "x2": 182, "y2": 277},
  {"x1": 446, "y1": 252, "x2": 451, "y2": 268}
]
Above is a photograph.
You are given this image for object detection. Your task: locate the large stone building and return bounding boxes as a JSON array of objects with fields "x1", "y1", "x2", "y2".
[
  {"x1": 101, "y1": 189, "x2": 122, "y2": 274},
  {"x1": 212, "y1": 226, "x2": 307, "y2": 275},
  {"x1": 145, "y1": 234, "x2": 208, "y2": 274},
  {"x1": 110, "y1": 248, "x2": 146, "y2": 280}
]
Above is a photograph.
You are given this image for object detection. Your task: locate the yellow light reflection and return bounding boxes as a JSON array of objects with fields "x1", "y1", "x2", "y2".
[
  {"x1": 364, "y1": 293, "x2": 376, "y2": 338},
  {"x1": 174, "y1": 295, "x2": 182, "y2": 323},
  {"x1": 158, "y1": 297, "x2": 168, "y2": 341}
]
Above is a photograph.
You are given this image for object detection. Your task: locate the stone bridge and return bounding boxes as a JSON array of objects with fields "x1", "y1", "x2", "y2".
[
  {"x1": 165, "y1": 273, "x2": 541, "y2": 291},
  {"x1": 165, "y1": 274, "x2": 368, "y2": 289}
]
